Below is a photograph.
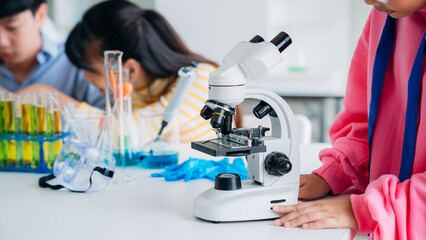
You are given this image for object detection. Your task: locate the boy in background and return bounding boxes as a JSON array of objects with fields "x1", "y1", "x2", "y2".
[{"x1": 0, "y1": 0, "x2": 105, "y2": 108}]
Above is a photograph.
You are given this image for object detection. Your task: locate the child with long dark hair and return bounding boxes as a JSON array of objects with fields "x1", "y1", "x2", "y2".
[{"x1": 65, "y1": 0, "x2": 220, "y2": 142}]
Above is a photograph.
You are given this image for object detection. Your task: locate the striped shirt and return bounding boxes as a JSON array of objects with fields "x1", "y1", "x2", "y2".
[{"x1": 79, "y1": 63, "x2": 216, "y2": 143}]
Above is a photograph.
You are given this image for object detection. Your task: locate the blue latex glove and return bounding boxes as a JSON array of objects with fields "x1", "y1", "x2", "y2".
[{"x1": 151, "y1": 157, "x2": 249, "y2": 182}]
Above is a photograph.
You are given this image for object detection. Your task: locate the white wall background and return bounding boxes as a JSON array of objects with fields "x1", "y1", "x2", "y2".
[
  {"x1": 47, "y1": 0, "x2": 372, "y2": 143},
  {"x1": 153, "y1": 0, "x2": 372, "y2": 93},
  {"x1": 155, "y1": 0, "x2": 269, "y2": 64},
  {"x1": 48, "y1": 0, "x2": 372, "y2": 77}
]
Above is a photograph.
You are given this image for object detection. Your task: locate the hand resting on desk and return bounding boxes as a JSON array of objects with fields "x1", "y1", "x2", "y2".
[
  {"x1": 272, "y1": 174, "x2": 358, "y2": 230},
  {"x1": 298, "y1": 174, "x2": 331, "y2": 200}
]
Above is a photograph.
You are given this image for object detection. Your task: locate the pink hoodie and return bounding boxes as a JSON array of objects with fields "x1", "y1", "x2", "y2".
[{"x1": 312, "y1": 8, "x2": 426, "y2": 240}]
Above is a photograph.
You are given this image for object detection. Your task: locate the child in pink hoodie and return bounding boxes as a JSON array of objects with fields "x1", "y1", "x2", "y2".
[{"x1": 272, "y1": 1, "x2": 426, "y2": 239}]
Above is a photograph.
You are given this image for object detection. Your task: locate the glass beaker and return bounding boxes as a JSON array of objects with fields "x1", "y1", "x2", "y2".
[
  {"x1": 136, "y1": 111, "x2": 179, "y2": 169},
  {"x1": 67, "y1": 112, "x2": 106, "y2": 147}
]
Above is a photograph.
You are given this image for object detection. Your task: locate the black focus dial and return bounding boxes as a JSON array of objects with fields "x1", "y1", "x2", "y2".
[{"x1": 264, "y1": 152, "x2": 292, "y2": 176}]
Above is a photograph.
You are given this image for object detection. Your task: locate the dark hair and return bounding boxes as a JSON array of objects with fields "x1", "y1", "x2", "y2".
[
  {"x1": 0, "y1": 0, "x2": 45, "y2": 18},
  {"x1": 66, "y1": 0, "x2": 216, "y2": 80}
]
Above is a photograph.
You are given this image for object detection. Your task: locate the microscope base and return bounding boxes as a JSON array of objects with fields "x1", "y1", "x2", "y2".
[{"x1": 194, "y1": 180, "x2": 299, "y2": 222}]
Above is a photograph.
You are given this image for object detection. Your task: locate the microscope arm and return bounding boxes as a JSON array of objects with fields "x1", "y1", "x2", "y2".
[{"x1": 244, "y1": 87, "x2": 300, "y2": 187}]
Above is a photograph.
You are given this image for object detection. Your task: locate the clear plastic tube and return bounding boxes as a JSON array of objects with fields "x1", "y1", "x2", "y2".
[
  {"x1": 29, "y1": 93, "x2": 40, "y2": 168},
  {"x1": 103, "y1": 51, "x2": 124, "y2": 162},
  {"x1": 120, "y1": 68, "x2": 137, "y2": 165},
  {"x1": 46, "y1": 92, "x2": 60, "y2": 169},
  {"x1": 4, "y1": 93, "x2": 16, "y2": 167},
  {"x1": 0, "y1": 93, "x2": 6, "y2": 167},
  {"x1": 16, "y1": 94, "x2": 32, "y2": 167},
  {"x1": 34, "y1": 93, "x2": 47, "y2": 134}
]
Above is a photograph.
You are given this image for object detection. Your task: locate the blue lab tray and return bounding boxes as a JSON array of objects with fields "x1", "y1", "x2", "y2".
[{"x1": 0, "y1": 132, "x2": 70, "y2": 173}]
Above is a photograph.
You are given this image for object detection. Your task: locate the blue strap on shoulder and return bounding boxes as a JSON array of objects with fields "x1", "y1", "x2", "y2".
[
  {"x1": 368, "y1": 16, "x2": 396, "y2": 146},
  {"x1": 399, "y1": 28, "x2": 426, "y2": 182},
  {"x1": 368, "y1": 15, "x2": 426, "y2": 182}
]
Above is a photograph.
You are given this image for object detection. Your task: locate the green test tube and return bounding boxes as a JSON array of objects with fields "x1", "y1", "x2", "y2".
[
  {"x1": 35, "y1": 93, "x2": 46, "y2": 135},
  {"x1": 45, "y1": 93, "x2": 58, "y2": 169},
  {"x1": 49, "y1": 92, "x2": 63, "y2": 159},
  {"x1": 29, "y1": 93, "x2": 40, "y2": 169},
  {"x1": 35, "y1": 93, "x2": 48, "y2": 168},
  {"x1": 4, "y1": 93, "x2": 17, "y2": 167},
  {"x1": 0, "y1": 93, "x2": 6, "y2": 167},
  {"x1": 18, "y1": 94, "x2": 33, "y2": 168},
  {"x1": 45, "y1": 110, "x2": 54, "y2": 168},
  {"x1": 14, "y1": 96, "x2": 23, "y2": 168}
]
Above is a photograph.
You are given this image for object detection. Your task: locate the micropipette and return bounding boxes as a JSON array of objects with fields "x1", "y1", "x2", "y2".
[{"x1": 154, "y1": 62, "x2": 198, "y2": 141}]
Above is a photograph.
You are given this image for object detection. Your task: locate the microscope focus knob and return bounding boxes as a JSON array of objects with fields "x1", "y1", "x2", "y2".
[
  {"x1": 264, "y1": 152, "x2": 292, "y2": 176},
  {"x1": 214, "y1": 173, "x2": 242, "y2": 191}
]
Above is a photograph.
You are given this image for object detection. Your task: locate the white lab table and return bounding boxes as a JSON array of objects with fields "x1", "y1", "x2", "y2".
[{"x1": 0, "y1": 143, "x2": 351, "y2": 240}]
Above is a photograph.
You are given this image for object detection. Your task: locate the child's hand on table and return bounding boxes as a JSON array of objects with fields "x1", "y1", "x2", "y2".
[
  {"x1": 273, "y1": 174, "x2": 357, "y2": 230},
  {"x1": 299, "y1": 174, "x2": 331, "y2": 200},
  {"x1": 273, "y1": 198, "x2": 358, "y2": 230}
]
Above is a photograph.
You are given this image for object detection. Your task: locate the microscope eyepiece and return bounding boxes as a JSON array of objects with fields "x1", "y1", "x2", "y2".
[
  {"x1": 270, "y1": 32, "x2": 292, "y2": 53},
  {"x1": 249, "y1": 35, "x2": 265, "y2": 43}
]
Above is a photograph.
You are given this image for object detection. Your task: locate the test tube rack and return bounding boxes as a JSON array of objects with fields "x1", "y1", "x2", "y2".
[
  {"x1": 0, "y1": 92, "x2": 66, "y2": 173},
  {"x1": 0, "y1": 132, "x2": 69, "y2": 173}
]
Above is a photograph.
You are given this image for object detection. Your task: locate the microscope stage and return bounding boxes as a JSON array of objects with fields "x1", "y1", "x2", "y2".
[{"x1": 191, "y1": 139, "x2": 266, "y2": 157}]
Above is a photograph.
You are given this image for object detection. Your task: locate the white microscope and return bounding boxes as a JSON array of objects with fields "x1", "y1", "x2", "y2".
[{"x1": 191, "y1": 32, "x2": 300, "y2": 222}]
